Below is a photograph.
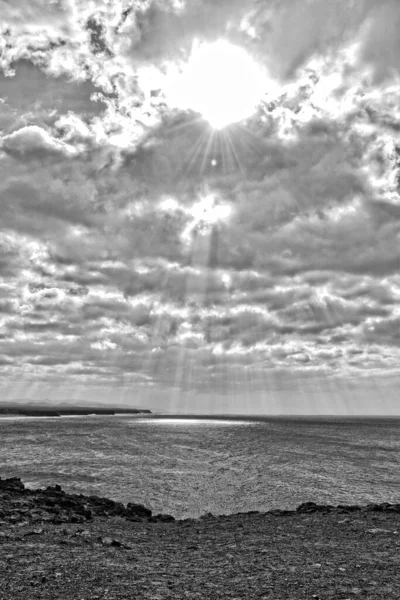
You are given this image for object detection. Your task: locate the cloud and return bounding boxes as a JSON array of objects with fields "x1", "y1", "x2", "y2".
[
  {"x1": 0, "y1": 0, "x2": 75, "y2": 37},
  {"x1": 1, "y1": 0, "x2": 400, "y2": 407},
  {"x1": 1, "y1": 125, "x2": 77, "y2": 158}
]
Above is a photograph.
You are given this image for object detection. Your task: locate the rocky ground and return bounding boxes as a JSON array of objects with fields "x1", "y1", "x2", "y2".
[{"x1": 1, "y1": 477, "x2": 400, "y2": 599}]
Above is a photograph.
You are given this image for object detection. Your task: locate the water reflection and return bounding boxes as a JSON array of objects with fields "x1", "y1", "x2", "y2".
[{"x1": 134, "y1": 417, "x2": 254, "y2": 426}]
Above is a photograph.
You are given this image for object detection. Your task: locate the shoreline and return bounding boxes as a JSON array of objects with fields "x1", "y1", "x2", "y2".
[
  {"x1": 1, "y1": 475, "x2": 400, "y2": 524},
  {"x1": 1, "y1": 476, "x2": 400, "y2": 599}
]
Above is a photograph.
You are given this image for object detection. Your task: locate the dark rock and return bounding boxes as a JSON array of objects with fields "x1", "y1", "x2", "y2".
[
  {"x1": 297, "y1": 502, "x2": 354, "y2": 514},
  {"x1": 58, "y1": 498, "x2": 81, "y2": 509},
  {"x1": 296, "y1": 502, "x2": 318, "y2": 513},
  {"x1": 70, "y1": 515, "x2": 84, "y2": 524},
  {"x1": 126, "y1": 502, "x2": 152, "y2": 519},
  {"x1": 385, "y1": 504, "x2": 400, "y2": 513},
  {"x1": 88, "y1": 495, "x2": 116, "y2": 507},
  {"x1": 100, "y1": 537, "x2": 129, "y2": 548},
  {"x1": 151, "y1": 514, "x2": 175, "y2": 522},
  {"x1": 51, "y1": 517, "x2": 69, "y2": 524},
  {"x1": 269, "y1": 509, "x2": 293, "y2": 516},
  {"x1": 0, "y1": 478, "x2": 25, "y2": 491},
  {"x1": 100, "y1": 537, "x2": 118, "y2": 547},
  {"x1": 365, "y1": 503, "x2": 385, "y2": 512},
  {"x1": 337, "y1": 505, "x2": 360, "y2": 513}
]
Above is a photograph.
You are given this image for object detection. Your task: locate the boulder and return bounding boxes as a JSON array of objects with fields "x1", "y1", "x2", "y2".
[
  {"x1": 0, "y1": 477, "x2": 25, "y2": 491},
  {"x1": 125, "y1": 502, "x2": 152, "y2": 519}
]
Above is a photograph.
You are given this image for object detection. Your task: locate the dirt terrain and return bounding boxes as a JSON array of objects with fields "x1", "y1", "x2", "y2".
[{"x1": 1, "y1": 477, "x2": 399, "y2": 599}]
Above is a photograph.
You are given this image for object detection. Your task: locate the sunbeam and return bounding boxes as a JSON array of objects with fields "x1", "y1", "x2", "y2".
[{"x1": 1, "y1": 0, "x2": 400, "y2": 417}]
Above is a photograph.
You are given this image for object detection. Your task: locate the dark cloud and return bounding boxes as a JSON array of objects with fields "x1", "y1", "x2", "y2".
[{"x1": 86, "y1": 17, "x2": 112, "y2": 57}]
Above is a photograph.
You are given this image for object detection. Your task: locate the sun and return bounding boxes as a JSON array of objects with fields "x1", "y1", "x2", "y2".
[{"x1": 166, "y1": 39, "x2": 267, "y2": 129}]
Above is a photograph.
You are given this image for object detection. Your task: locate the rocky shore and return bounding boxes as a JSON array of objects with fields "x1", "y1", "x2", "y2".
[
  {"x1": 1, "y1": 476, "x2": 400, "y2": 599},
  {"x1": 0, "y1": 476, "x2": 174, "y2": 525}
]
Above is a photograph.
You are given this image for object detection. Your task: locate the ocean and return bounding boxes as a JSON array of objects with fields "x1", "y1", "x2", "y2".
[{"x1": 1, "y1": 415, "x2": 399, "y2": 519}]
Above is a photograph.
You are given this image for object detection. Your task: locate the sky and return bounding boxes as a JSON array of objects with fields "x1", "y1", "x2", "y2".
[{"x1": 0, "y1": 0, "x2": 400, "y2": 414}]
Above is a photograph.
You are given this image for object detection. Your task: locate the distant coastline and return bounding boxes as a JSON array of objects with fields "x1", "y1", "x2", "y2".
[{"x1": 0, "y1": 404, "x2": 152, "y2": 418}]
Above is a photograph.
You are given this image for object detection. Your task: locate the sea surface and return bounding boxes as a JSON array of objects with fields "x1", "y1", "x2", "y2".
[{"x1": 1, "y1": 415, "x2": 399, "y2": 519}]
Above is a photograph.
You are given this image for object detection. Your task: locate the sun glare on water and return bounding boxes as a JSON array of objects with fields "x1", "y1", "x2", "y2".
[{"x1": 166, "y1": 39, "x2": 267, "y2": 129}]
